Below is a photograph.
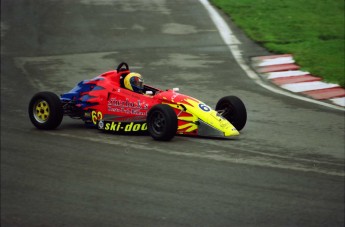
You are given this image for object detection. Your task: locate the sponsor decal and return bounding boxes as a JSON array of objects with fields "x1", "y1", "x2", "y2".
[
  {"x1": 98, "y1": 120, "x2": 104, "y2": 129},
  {"x1": 107, "y1": 97, "x2": 148, "y2": 115},
  {"x1": 99, "y1": 121, "x2": 148, "y2": 132}
]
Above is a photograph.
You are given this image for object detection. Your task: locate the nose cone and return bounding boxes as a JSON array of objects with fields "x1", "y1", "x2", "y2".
[
  {"x1": 197, "y1": 116, "x2": 240, "y2": 138},
  {"x1": 224, "y1": 127, "x2": 240, "y2": 136}
]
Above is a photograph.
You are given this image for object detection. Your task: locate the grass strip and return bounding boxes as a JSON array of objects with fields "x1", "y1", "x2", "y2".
[{"x1": 210, "y1": 0, "x2": 344, "y2": 87}]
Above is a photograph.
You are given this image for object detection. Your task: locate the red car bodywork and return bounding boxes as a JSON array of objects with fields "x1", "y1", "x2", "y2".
[{"x1": 61, "y1": 69, "x2": 206, "y2": 137}]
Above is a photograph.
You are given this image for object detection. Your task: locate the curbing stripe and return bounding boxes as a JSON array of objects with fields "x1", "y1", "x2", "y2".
[
  {"x1": 281, "y1": 81, "x2": 339, "y2": 93},
  {"x1": 251, "y1": 54, "x2": 345, "y2": 108},
  {"x1": 272, "y1": 75, "x2": 321, "y2": 86},
  {"x1": 330, "y1": 97, "x2": 345, "y2": 107},
  {"x1": 266, "y1": 70, "x2": 310, "y2": 79},
  {"x1": 252, "y1": 54, "x2": 292, "y2": 61},
  {"x1": 257, "y1": 56, "x2": 294, "y2": 67},
  {"x1": 303, "y1": 88, "x2": 345, "y2": 100},
  {"x1": 258, "y1": 63, "x2": 300, "y2": 73}
]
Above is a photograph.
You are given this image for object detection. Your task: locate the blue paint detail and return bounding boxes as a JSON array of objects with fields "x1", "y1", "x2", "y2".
[
  {"x1": 60, "y1": 79, "x2": 101, "y2": 109},
  {"x1": 61, "y1": 80, "x2": 93, "y2": 100},
  {"x1": 92, "y1": 86, "x2": 105, "y2": 91},
  {"x1": 81, "y1": 94, "x2": 97, "y2": 102},
  {"x1": 199, "y1": 103, "x2": 211, "y2": 112}
]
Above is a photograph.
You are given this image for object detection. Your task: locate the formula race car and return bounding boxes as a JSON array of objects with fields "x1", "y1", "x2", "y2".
[{"x1": 29, "y1": 62, "x2": 247, "y2": 141}]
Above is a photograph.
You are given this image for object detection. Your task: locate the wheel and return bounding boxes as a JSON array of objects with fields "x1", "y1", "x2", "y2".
[
  {"x1": 28, "y1": 92, "x2": 63, "y2": 130},
  {"x1": 147, "y1": 104, "x2": 177, "y2": 141},
  {"x1": 215, "y1": 96, "x2": 247, "y2": 131}
]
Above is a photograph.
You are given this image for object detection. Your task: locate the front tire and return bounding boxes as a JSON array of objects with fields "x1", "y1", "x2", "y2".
[
  {"x1": 216, "y1": 96, "x2": 247, "y2": 131},
  {"x1": 28, "y1": 92, "x2": 63, "y2": 130},
  {"x1": 147, "y1": 104, "x2": 177, "y2": 141}
]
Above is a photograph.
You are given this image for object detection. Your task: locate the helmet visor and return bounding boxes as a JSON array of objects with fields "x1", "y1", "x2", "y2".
[{"x1": 131, "y1": 76, "x2": 144, "y2": 91}]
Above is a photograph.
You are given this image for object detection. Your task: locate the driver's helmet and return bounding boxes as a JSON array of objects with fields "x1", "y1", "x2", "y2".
[{"x1": 124, "y1": 72, "x2": 144, "y2": 93}]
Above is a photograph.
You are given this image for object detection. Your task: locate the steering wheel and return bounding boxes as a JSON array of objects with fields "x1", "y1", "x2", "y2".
[{"x1": 116, "y1": 62, "x2": 129, "y2": 72}]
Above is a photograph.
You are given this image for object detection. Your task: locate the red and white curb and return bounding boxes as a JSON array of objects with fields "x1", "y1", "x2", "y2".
[{"x1": 252, "y1": 54, "x2": 345, "y2": 108}]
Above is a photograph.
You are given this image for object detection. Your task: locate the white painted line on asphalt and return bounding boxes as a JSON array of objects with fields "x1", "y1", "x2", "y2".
[
  {"x1": 330, "y1": 97, "x2": 345, "y2": 107},
  {"x1": 281, "y1": 81, "x2": 339, "y2": 92},
  {"x1": 257, "y1": 56, "x2": 294, "y2": 67},
  {"x1": 266, "y1": 70, "x2": 310, "y2": 79},
  {"x1": 199, "y1": 0, "x2": 344, "y2": 111},
  {"x1": 198, "y1": 0, "x2": 240, "y2": 45}
]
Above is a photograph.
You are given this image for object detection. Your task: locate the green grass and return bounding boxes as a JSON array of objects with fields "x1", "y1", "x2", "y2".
[{"x1": 211, "y1": 0, "x2": 345, "y2": 87}]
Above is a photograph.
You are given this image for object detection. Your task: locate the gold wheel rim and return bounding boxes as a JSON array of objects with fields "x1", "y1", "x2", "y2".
[{"x1": 33, "y1": 100, "x2": 50, "y2": 123}]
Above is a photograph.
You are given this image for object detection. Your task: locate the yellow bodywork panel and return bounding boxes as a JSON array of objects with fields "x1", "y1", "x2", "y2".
[{"x1": 165, "y1": 99, "x2": 239, "y2": 137}]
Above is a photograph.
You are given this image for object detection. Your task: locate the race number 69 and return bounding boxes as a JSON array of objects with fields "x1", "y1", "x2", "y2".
[{"x1": 92, "y1": 111, "x2": 103, "y2": 125}]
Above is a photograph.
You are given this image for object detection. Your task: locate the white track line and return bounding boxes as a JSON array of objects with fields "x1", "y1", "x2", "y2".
[
  {"x1": 199, "y1": 0, "x2": 344, "y2": 111},
  {"x1": 198, "y1": 0, "x2": 240, "y2": 45}
]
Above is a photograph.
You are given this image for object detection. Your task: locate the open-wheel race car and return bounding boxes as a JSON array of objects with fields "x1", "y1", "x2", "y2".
[{"x1": 29, "y1": 62, "x2": 247, "y2": 141}]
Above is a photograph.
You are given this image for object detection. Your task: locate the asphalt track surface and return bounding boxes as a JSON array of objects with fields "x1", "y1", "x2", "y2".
[{"x1": 1, "y1": 0, "x2": 344, "y2": 226}]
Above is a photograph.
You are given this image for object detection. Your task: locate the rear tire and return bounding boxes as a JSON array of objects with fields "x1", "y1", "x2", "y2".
[
  {"x1": 215, "y1": 96, "x2": 247, "y2": 131},
  {"x1": 28, "y1": 92, "x2": 63, "y2": 130},
  {"x1": 147, "y1": 104, "x2": 177, "y2": 141}
]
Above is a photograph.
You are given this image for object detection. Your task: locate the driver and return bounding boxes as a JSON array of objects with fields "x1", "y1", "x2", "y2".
[{"x1": 123, "y1": 72, "x2": 144, "y2": 93}]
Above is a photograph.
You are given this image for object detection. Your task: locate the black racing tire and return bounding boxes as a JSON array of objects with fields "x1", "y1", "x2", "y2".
[
  {"x1": 28, "y1": 91, "x2": 63, "y2": 130},
  {"x1": 215, "y1": 96, "x2": 247, "y2": 131},
  {"x1": 147, "y1": 104, "x2": 177, "y2": 141}
]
